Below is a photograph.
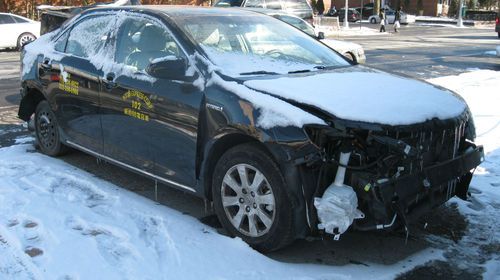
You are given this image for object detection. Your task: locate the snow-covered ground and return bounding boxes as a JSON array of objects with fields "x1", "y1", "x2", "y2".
[
  {"x1": 1, "y1": 69, "x2": 499, "y2": 279},
  {"x1": 319, "y1": 26, "x2": 388, "y2": 37}
]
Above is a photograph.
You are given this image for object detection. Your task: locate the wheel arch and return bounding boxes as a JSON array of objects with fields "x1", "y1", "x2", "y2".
[
  {"x1": 200, "y1": 132, "x2": 277, "y2": 200},
  {"x1": 344, "y1": 51, "x2": 357, "y2": 63},
  {"x1": 18, "y1": 86, "x2": 46, "y2": 122}
]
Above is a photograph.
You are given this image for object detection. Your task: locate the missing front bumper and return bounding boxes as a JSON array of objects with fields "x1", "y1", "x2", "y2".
[{"x1": 353, "y1": 145, "x2": 484, "y2": 231}]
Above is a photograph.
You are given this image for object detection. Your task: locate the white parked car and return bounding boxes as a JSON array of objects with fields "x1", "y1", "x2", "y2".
[
  {"x1": 0, "y1": 13, "x2": 40, "y2": 50},
  {"x1": 249, "y1": 9, "x2": 366, "y2": 64},
  {"x1": 368, "y1": 10, "x2": 408, "y2": 24}
]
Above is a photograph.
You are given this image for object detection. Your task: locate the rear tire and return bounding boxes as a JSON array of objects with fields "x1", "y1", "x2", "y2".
[
  {"x1": 212, "y1": 143, "x2": 295, "y2": 252},
  {"x1": 35, "y1": 100, "x2": 68, "y2": 156},
  {"x1": 17, "y1": 32, "x2": 36, "y2": 50}
]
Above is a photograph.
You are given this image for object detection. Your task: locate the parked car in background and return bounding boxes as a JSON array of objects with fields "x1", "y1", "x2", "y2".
[
  {"x1": 354, "y1": 6, "x2": 374, "y2": 19},
  {"x1": 213, "y1": 0, "x2": 244, "y2": 7},
  {"x1": 368, "y1": 9, "x2": 408, "y2": 24},
  {"x1": 0, "y1": 13, "x2": 40, "y2": 50},
  {"x1": 326, "y1": 8, "x2": 361, "y2": 22},
  {"x1": 21, "y1": 6, "x2": 483, "y2": 252},
  {"x1": 241, "y1": 0, "x2": 313, "y2": 21},
  {"x1": 250, "y1": 9, "x2": 366, "y2": 64}
]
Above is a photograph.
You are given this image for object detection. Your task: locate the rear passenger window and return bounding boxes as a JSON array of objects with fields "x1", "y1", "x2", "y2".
[
  {"x1": 0, "y1": 14, "x2": 16, "y2": 24},
  {"x1": 12, "y1": 16, "x2": 29, "y2": 23},
  {"x1": 114, "y1": 18, "x2": 184, "y2": 72},
  {"x1": 66, "y1": 15, "x2": 115, "y2": 59}
]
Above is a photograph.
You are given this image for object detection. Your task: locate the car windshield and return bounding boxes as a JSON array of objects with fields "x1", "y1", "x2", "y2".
[
  {"x1": 284, "y1": 0, "x2": 310, "y2": 10},
  {"x1": 276, "y1": 15, "x2": 316, "y2": 37},
  {"x1": 175, "y1": 14, "x2": 349, "y2": 76}
]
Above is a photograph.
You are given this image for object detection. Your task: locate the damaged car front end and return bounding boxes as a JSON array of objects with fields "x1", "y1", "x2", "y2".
[{"x1": 296, "y1": 109, "x2": 483, "y2": 238}]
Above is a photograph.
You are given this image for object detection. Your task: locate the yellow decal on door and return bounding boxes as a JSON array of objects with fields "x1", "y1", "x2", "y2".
[
  {"x1": 124, "y1": 108, "x2": 150, "y2": 122},
  {"x1": 122, "y1": 90, "x2": 154, "y2": 121},
  {"x1": 59, "y1": 73, "x2": 79, "y2": 95}
]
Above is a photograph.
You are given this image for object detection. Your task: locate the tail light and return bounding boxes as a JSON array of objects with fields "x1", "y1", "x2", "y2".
[{"x1": 496, "y1": 16, "x2": 499, "y2": 24}]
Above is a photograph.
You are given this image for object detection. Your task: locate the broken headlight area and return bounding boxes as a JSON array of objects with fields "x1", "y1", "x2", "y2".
[{"x1": 301, "y1": 115, "x2": 484, "y2": 238}]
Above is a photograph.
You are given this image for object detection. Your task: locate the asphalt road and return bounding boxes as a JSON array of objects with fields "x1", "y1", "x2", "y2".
[
  {"x1": 0, "y1": 24, "x2": 499, "y2": 279},
  {"x1": 345, "y1": 23, "x2": 500, "y2": 79}
]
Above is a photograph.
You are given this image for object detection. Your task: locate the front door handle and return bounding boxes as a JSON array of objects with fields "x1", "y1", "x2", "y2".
[{"x1": 102, "y1": 73, "x2": 116, "y2": 90}]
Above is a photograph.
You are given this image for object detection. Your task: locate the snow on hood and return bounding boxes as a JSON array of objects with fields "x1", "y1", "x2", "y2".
[
  {"x1": 208, "y1": 74, "x2": 325, "y2": 129},
  {"x1": 244, "y1": 67, "x2": 467, "y2": 126}
]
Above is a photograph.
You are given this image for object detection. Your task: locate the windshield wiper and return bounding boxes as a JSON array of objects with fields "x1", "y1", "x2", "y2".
[
  {"x1": 314, "y1": 65, "x2": 338, "y2": 70},
  {"x1": 288, "y1": 69, "x2": 312, "y2": 74},
  {"x1": 240, "y1": 70, "x2": 279, "y2": 76}
]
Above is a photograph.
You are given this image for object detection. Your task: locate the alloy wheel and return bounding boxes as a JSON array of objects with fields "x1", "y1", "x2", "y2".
[
  {"x1": 20, "y1": 34, "x2": 35, "y2": 47},
  {"x1": 220, "y1": 163, "x2": 276, "y2": 237}
]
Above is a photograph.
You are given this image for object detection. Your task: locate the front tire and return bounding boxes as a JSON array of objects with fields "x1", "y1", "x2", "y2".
[
  {"x1": 212, "y1": 143, "x2": 294, "y2": 252},
  {"x1": 35, "y1": 100, "x2": 67, "y2": 156},
  {"x1": 370, "y1": 18, "x2": 377, "y2": 24},
  {"x1": 343, "y1": 52, "x2": 356, "y2": 63}
]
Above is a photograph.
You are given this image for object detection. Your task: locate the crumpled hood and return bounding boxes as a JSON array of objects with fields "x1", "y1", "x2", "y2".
[{"x1": 243, "y1": 66, "x2": 467, "y2": 126}]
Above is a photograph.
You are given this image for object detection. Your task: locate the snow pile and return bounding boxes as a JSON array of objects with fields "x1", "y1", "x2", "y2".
[
  {"x1": 0, "y1": 143, "x2": 440, "y2": 279},
  {"x1": 245, "y1": 67, "x2": 467, "y2": 126},
  {"x1": 428, "y1": 70, "x2": 500, "y2": 152},
  {"x1": 319, "y1": 26, "x2": 388, "y2": 37},
  {"x1": 427, "y1": 70, "x2": 500, "y2": 279}
]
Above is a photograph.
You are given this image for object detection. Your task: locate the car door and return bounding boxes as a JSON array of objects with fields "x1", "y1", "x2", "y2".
[
  {"x1": 11, "y1": 15, "x2": 39, "y2": 38},
  {"x1": 0, "y1": 14, "x2": 18, "y2": 48},
  {"x1": 386, "y1": 11, "x2": 395, "y2": 24},
  {"x1": 39, "y1": 14, "x2": 116, "y2": 153},
  {"x1": 101, "y1": 15, "x2": 202, "y2": 188}
]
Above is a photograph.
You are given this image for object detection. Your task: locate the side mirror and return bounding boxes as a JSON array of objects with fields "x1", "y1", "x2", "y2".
[
  {"x1": 317, "y1": 32, "x2": 325, "y2": 40},
  {"x1": 146, "y1": 57, "x2": 188, "y2": 80}
]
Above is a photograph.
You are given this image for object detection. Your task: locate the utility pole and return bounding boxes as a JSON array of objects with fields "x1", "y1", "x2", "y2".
[
  {"x1": 457, "y1": 0, "x2": 464, "y2": 27},
  {"x1": 344, "y1": 0, "x2": 349, "y2": 28},
  {"x1": 375, "y1": 0, "x2": 381, "y2": 16}
]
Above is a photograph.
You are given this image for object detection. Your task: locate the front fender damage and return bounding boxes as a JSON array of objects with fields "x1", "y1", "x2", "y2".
[{"x1": 282, "y1": 115, "x2": 483, "y2": 240}]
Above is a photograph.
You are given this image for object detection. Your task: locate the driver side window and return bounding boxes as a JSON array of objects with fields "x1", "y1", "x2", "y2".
[{"x1": 115, "y1": 17, "x2": 184, "y2": 72}]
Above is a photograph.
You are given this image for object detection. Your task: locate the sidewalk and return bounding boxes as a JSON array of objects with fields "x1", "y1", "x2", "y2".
[{"x1": 415, "y1": 16, "x2": 494, "y2": 27}]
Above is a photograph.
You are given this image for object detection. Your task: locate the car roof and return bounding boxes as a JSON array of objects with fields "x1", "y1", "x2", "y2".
[
  {"x1": 86, "y1": 5, "x2": 269, "y2": 18},
  {"x1": 0, "y1": 12, "x2": 31, "y2": 19},
  {"x1": 240, "y1": 7, "x2": 301, "y2": 18}
]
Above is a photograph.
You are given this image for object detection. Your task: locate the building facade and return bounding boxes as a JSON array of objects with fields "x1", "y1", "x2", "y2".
[{"x1": 323, "y1": 0, "x2": 450, "y2": 16}]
